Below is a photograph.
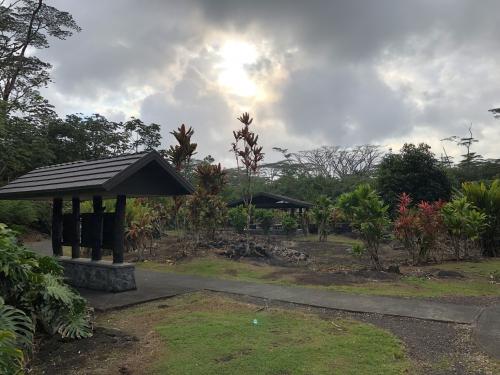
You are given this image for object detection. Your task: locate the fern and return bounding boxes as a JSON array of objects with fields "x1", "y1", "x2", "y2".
[{"x1": 0, "y1": 297, "x2": 34, "y2": 374}]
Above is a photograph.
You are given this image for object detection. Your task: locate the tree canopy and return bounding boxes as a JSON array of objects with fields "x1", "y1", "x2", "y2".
[{"x1": 377, "y1": 143, "x2": 451, "y2": 210}]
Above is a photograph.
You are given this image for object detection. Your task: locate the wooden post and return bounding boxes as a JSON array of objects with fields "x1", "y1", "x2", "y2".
[
  {"x1": 71, "y1": 197, "x2": 80, "y2": 259},
  {"x1": 91, "y1": 196, "x2": 104, "y2": 261},
  {"x1": 113, "y1": 195, "x2": 126, "y2": 264},
  {"x1": 52, "y1": 198, "x2": 63, "y2": 256}
]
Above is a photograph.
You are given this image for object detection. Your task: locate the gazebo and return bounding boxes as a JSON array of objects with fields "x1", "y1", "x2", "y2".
[
  {"x1": 228, "y1": 192, "x2": 312, "y2": 213},
  {"x1": 0, "y1": 151, "x2": 193, "y2": 292}
]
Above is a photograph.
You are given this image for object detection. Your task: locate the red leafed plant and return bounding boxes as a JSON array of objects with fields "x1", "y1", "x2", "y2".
[
  {"x1": 230, "y1": 112, "x2": 264, "y2": 254},
  {"x1": 394, "y1": 193, "x2": 446, "y2": 264}
]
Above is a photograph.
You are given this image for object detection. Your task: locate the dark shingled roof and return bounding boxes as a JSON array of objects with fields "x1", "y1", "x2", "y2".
[
  {"x1": 228, "y1": 192, "x2": 312, "y2": 209},
  {"x1": 0, "y1": 150, "x2": 194, "y2": 200}
]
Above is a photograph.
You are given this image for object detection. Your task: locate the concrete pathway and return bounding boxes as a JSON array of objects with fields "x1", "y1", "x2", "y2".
[
  {"x1": 475, "y1": 304, "x2": 500, "y2": 359},
  {"x1": 136, "y1": 270, "x2": 482, "y2": 324},
  {"x1": 24, "y1": 241, "x2": 500, "y2": 359}
]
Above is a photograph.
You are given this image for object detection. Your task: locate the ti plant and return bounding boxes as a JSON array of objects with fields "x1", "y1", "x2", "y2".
[
  {"x1": 165, "y1": 124, "x2": 198, "y2": 230},
  {"x1": 230, "y1": 112, "x2": 264, "y2": 253}
]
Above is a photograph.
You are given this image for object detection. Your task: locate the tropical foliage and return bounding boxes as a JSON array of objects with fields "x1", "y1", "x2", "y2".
[
  {"x1": 337, "y1": 184, "x2": 390, "y2": 270},
  {"x1": 377, "y1": 143, "x2": 451, "y2": 210},
  {"x1": 0, "y1": 224, "x2": 92, "y2": 373},
  {"x1": 312, "y1": 195, "x2": 333, "y2": 241},
  {"x1": 228, "y1": 206, "x2": 247, "y2": 234},
  {"x1": 254, "y1": 209, "x2": 274, "y2": 235},
  {"x1": 394, "y1": 193, "x2": 446, "y2": 264},
  {"x1": 461, "y1": 180, "x2": 500, "y2": 257},
  {"x1": 281, "y1": 213, "x2": 298, "y2": 236},
  {"x1": 442, "y1": 198, "x2": 488, "y2": 260}
]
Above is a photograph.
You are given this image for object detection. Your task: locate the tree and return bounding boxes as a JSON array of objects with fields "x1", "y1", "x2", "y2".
[
  {"x1": 230, "y1": 112, "x2": 264, "y2": 252},
  {"x1": 0, "y1": 115, "x2": 53, "y2": 182},
  {"x1": 312, "y1": 195, "x2": 333, "y2": 241},
  {"x1": 377, "y1": 143, "x2": 451, "y2": 211},
  {"x1": 291, "y1": 145, "x2": 383, "y2": 179},
  {"x1": 165, "y1": 124, "x2": 197, "y2": 230},
  {"x1": 0, "y1": 0, "x2": 80, "y2": 115},
  {"x1": 123, "y1": 117, "x2": 161, "y2": 153},
  {"x1": 337, "y1": 184, "x2": 390, "y2": 270},
  {"x1": 46, "y1": 114, "x2": 130, "y2": 162}
]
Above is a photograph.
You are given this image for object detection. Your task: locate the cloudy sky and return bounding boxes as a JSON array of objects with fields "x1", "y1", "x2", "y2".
[{"x1": 41, "y1": 0, "x2": 500, "y2": 165}]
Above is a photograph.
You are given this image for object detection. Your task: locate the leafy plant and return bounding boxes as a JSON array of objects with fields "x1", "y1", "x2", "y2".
[
  {"x1": 228, "y1": 206, "x2": 248, "y2": 234},
  {"x1": 125, "y1": 199, "x2": 158, "y2": 260},
  {"x1": 281, "y1": 214, "x2": 297, "y2": 237},
  {"x1": 185, "y1": 193, "x2": 228, "y2": 242},
  {"x1": 0, "y1": 297, "x2": 33, "y2": 374},
  {"x1": 461, "y1": 180, "x2": 500, "y2": 257},
  {"x1": 255, "y1": 209, "x2": 274, "y2": 235},
  {"x1": 312, "y1": 195, "x2": 333, "y2": 241},
  {"x1": 394, "y1": 193, "x2": 446, "y2": 264},
  {"x1": 337, "y1": 184, "x2": 390, "y2": 270},
  {"x1": 0, "y1": 224, "x2": 92, "y2": 373},
  {"x1": 442, "y1": 197, "x2": 488, "y2": 260}
]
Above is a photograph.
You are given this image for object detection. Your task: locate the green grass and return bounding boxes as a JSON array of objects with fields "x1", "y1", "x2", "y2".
[
  {"x1": 433, "y1": 259, "x2": 500, "y2": 278},
  {"x1": 139, "y1": 256, "x2": 500, "y2": 298},
  {"x1": 152, "y1": 295, "x2": 409, "y2": 375},
  {"x1": 139, "y1": 257, "x2": 281, "y2": 282},
  {"x1": 326, "y1": 277, "x2": 500, "y2": 298}
]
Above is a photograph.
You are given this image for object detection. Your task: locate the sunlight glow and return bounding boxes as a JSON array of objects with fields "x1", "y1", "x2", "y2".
[{"x1": 216, "y1": 40, "x2": 258, "y2": 97}]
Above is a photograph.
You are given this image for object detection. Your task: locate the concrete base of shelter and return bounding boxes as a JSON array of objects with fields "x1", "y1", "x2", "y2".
[{"x1": 58, "y1": 256, "x2": 136, "y2": 292}]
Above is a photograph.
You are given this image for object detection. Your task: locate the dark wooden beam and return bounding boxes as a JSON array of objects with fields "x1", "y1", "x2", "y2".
[
  {"x1": 71, "y1": 197, "x2": 80, "y2": 258},
  {"x1": 113, "y1": 195, "x2": 126, "y2": 264},
  {"x1": 51, "y1": 198, "x2": 63, "y2": 256},
  {"x1": 91, "y1": 196, "x2": 104, "y2": 261}
]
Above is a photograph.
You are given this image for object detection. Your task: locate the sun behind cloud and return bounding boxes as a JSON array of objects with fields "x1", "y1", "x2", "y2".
[{"x1": 215, "y1": 40, "x2": 259, "y2": 97}]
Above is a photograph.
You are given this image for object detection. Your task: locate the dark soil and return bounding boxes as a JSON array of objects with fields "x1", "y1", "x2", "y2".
[{"x1": 29, "y1": 327, "x2": 139, "y2": 375}]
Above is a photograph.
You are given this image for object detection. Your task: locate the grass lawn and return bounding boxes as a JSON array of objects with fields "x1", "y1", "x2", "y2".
[
  {"x1": 138, "y1": 257, "x2": 500, "y2": 298},
  {"x1": 109, "y1": 294, "x2": 410, "y2": 375}
]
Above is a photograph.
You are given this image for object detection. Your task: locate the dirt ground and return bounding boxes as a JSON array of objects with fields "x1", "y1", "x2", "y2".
[{"x1": 29, "y1": 291, "x2": 500, "y2": 375}]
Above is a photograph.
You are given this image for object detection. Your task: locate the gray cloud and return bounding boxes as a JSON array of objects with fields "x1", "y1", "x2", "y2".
[{"x1": 40, "y1": 0, "x2": 500, "y2": 163}]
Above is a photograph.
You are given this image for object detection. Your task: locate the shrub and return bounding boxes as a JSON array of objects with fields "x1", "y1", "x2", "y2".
[
  {"x1": 337, "y1": 184, "x2": 390, "y2": 270},
  {"x1": 281, "y1": 213, "x2": 297, "y2": 236},
  {"x1": 312, "y1": 195, "x2": 333, "y2": 241},
  {"x1": 185, "y1": 192, "x2": 228, "y2": 241},
  {"x1": 255, "y1": 209, "x2": 274, "y2": 235},
  {"x1": 125, "y1": 199, "x2": 158, "y2": 260},
  {"x1": 0, "y1": 224, "x2": 92, "y2": 373},
  {"x1": 228, "y1": 206, "x2": 248, "y2": 234},
  {"x1": 442, "y1": 197, "x2": 488, "y2": 260},
  {"x1": 461, "y1": 180, "x2": 500, "y2": 257},
  {"x1": 394, "y1": 193, "x2": 446, "y2": 264},
  {"x1": 0, "y1": 200, "x2": 51, "y2": 233}
]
